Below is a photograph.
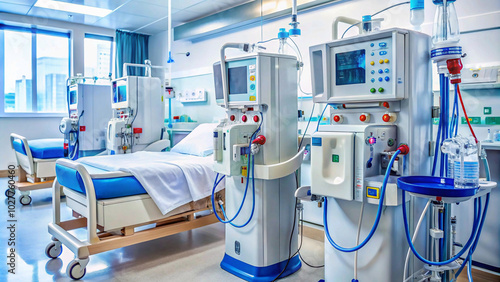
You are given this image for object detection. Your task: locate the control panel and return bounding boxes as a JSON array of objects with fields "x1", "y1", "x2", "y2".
[
  {"x1": 214, "y1": 58, "x2": 258, "y2": 105},
  {"x1": 310, "y1": 29, "x2": 409, "y2": 103}
]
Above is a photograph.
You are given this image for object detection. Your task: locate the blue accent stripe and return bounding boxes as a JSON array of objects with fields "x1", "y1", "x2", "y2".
[
  {"x1": 431, "y1": 47, "x2": 462, "y2": 58},
  {"x1": 56, "y1": 164, "x2": 147, "y2": 199},
  {"x1": 220, "y1": 254, "x2": 301, "y2": 282}
]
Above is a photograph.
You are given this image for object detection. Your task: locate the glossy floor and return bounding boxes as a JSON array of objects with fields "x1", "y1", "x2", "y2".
[{"x1": 0, "y1": 179, "x2": 324, "y2": 282}]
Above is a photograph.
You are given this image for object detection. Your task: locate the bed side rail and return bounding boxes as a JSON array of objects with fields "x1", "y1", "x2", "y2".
[
  {"x1": 10, "y1": 133, "x2": 34, "y2": 175},
  {"x1": 55, "y1": 159, "x2": 99, "y2": 243}
]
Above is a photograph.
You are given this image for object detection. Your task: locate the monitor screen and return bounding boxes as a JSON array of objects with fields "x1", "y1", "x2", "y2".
[
  {"x1": 113, "y1": 82, "x2": 127, "y2": 103},
  {"x1": 69, "y1": 90, "x2": 77, "y2": 105},
  {"x1": 335, "y1": 50, "x2": 366, "y2": 85},
  {"x1": 228, "y1": 66, "x2": 247, "y2": 95}
]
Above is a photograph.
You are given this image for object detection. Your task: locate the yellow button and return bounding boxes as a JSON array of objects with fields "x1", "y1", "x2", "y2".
[
  {"x1": 250, "y1": 75, "x2": 255, "y2": 81},
  {"x1": 379, "y1": 59, "x2": 384, "y2": 64},
  {"x1": 384, "y1": 59, "x2": 389, "y2": 63},
  {"x1": 249, "y1": 96, "x2": 256, "y2": 101},
  {"x1": 370, "y1": 61, "x2": 375, "y2": 66}
]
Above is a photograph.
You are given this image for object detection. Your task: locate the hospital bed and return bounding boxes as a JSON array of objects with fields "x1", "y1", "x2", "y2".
[
  {"x1": 45, "y1": 124, "x2": 224, "y2": 280},
  {"x1": 8, "y1": 133, "x2": 171, "y2": 205},
  {"x1": 9, "y1": 133, "x2": 64, "y2": 205}
]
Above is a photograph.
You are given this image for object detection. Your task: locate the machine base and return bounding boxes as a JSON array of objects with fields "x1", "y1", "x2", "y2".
[{"x1": 220, "y1": 253, "x2": 301, "y2": 282}]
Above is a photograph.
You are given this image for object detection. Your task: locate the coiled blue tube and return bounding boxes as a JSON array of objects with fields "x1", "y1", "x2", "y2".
[{"x1": 324, "y1": 150, "x2": 401, "y2": 252}]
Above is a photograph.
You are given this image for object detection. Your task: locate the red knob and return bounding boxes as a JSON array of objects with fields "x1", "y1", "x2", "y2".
[
  {"x1": 242, "y1": 115, "x2": 247, "y2": 122},
  {"x1": 230, "y1": 115, "x2": 235, "y2": 121},
  {"x1": 253, "y1": 115, "x2": 259, "y2": 122},
  {"x1": 382, "y1": 114, "x2": 390, "y2": 122},
  {"x1": 252, "y1": 135, "x2": 266, "y2": 145},
  {"x1": 383, "y1": 102, "x2": 389, "y2": 108},
  {"x1": 360, "y1": 115, "x2": 366, "y2": 122},
  {"x1": 333, "y1": 115, "x2": 340, "y2": 122}
]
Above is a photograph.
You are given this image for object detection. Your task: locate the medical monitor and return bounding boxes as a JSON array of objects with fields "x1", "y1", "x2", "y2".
[
  {"x1": 214, "y1": 57, "x2": 258, "y2": 106},
  {"x1": 68, "y1": 85, "x2": 78, "y2": 110},
  {"x1": 310, "y1": 29, "x2": 415, "y2": 103},
  {"x1": 112, "y1": 78, "x2": 129, "y2": 109}
]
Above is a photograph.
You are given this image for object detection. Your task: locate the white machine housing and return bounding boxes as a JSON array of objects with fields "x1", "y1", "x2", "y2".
[
  {"x1": 68, "y1": 84, "x2": 111, "y2": 155},
  {"x1": 309, "y1": 28, "x2": 432, "y2": 281},
  {"x1": 107, "y1": 76, "x2": 165, "y2": 154},
  {"x1": 212, "y1": 53, "x2": 301, "y2": 278}
]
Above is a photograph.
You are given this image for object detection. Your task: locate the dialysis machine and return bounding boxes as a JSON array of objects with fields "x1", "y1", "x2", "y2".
[
  {"x1": 309, "y1": 28, "x2": 432, "y2": 281},
  {"x1": 59, "y1": 83, "x2": 111, "y2": 159},
  {"x1": 212, "y1": 48, "x2": 304, "y2": 281},
  {"x1": 107, "y1": 76, "x2": 165, "y2": 154}
]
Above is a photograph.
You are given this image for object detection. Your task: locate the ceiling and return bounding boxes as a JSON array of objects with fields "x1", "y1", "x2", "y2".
[{"x1": 0, "y1": 0, "x2": 252, "y2": 35}]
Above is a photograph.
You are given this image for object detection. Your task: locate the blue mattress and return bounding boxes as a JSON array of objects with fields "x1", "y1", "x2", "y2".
[
  {"x1": 13, "y1": 138, "x2": 64, "y2": 159},
  {"x1": 56, "y1": 164, "x2": 147, "y2": 199}
]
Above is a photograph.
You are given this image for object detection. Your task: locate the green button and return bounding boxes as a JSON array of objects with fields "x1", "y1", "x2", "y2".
[
  {"x1": 332, "y1": 154, "x2": 339, "y2": 163},
  {"x1": 378, "y1": 87, "x2": 384, "y2": 93},
  {"x1": 370, "y1": 88, "x2": 376, "y2": 93},
  {"x1": 484, "y1": 107, "x2": 492, "y2": 115}
]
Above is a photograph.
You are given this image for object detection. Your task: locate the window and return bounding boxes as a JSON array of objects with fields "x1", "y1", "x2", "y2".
[
  {"x1": 0, "y1": 24, "x2": 70, "y2": 115},
  {"x1": 84, "y1": 34, "x2": 113, "y2": 79}
]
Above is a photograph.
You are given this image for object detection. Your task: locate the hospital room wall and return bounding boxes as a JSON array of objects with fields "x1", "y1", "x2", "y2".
[
  {"x1": 0, "y1": 13, "x2": 114, "y2": 169},
  {"x1": 149, "y1": 0, "x2": 500, "y2": 225}
]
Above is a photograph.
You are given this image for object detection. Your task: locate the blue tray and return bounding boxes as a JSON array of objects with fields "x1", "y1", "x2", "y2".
[{"x1": 397, "y1": 176, "x2": 479, "y2": 198}]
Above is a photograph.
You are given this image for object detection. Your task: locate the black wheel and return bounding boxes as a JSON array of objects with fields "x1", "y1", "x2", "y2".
[
  {"x1": 45, "y1": 242, "x2": 62, "y2": 259},
  {"x1": 5, "y1": 188, "x2": 15, "y2": 197},
  {"x1": 67, "y1": 260, "x2": 86, "y2": 280},
  {"x1": 20, "y1": 195, "x2": 32, "y2": 205}
]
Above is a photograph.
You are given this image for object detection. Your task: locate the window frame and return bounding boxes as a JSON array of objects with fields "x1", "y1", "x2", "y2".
[
  {"x1": 84, "y1": 33, "x2": 114, "y2": 79},
  {"x1": 0, "y1": 24, "x2": 71, "y2": 117}
]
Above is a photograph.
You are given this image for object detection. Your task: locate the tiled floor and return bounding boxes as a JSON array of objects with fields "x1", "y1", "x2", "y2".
[{"x1": 0, "y1": 178, "x2": 324, "y2": 282}]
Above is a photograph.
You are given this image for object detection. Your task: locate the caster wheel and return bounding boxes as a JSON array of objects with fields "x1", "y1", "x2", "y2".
[
  {"x1": 45, "y1": 242, "x2": 62, "y2": 259},
  {"x1": 67, "y1": 260, "x2": 86, "y2": 280},
  {"x1": 20, "y1": 195, "x2": 32, "y2": 205},
  {"x1": 5, "y1": 188, "x2": 15, "y2": 197}
]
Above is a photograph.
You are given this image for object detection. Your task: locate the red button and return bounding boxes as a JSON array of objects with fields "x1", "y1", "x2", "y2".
[
  {"x1": 383, "y1": 102, "x2": 389, "y2": 108},
  {"x1": 242, "y1": 115, "x2": 247, "y2": 122},
  {"x1": 360, "y1": 115, "x2": 367, "y2": 122},
  {"x1": 80, "y1": 126, "x2": 86, "y2": 132},
  {"x1": 230, "y1": 115, "x2": 235, "y2": 121},
  {"x1": 382, "y1": 114, "x2": 390, "y2": 122},
  {"x1": 333, "y1": 115, "x2": 340, "y2": 122},
  {"x1": 253, "y1": 115, "x2": 259, "y2": 122}
]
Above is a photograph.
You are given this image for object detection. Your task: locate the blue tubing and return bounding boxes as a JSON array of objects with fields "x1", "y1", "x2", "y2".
[
  {"x1": 402, "y1": 192, "x2": 482, "y2": 266},
  {"x1": 432, "y1": 115, "x2": 442, "y2": 176},
  {"x1": 220, "y1": 156, "x2": 256, "y2": 228},
  {"x1": 324, "y1": 150, "x2": 401, "y2": 253},
  {"x1": 211, "y1": 130, "x2": 259, "y2": 228},
  {"x1": 316, "y1": 104, "x2": 328, "y2": 132},
  {"x1": 455, "y1": 194, "x2": 490, "y2": 278}
]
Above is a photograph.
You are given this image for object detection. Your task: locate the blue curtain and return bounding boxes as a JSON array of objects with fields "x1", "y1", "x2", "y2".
[{"x1": 115, "y1": 30, "x2": 149, "y2": 77}]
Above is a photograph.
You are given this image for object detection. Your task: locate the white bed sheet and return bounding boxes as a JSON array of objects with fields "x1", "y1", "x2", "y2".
[{"x1": 78, "y1": 151, "x2": 223, "y2": 215}]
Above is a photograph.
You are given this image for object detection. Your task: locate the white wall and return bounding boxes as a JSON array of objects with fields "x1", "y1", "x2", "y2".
[{"x1": 0, "y1": 13, "x2": 115, "y2": 169}]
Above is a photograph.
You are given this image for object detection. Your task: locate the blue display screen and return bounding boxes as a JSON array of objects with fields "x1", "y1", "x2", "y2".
[
  {"x1": 69, "y1": 90, "x2": 77, "y2": 105},
  {"x1": 335, "y1": 50, "x2": 366, "y2": 85},
  {"x1": 113, "y1": 84, "x2": 127, "y2": 103}
]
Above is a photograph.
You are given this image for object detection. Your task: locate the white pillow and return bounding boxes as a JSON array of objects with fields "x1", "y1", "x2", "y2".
[{"x1": 171, "y1": 123, "x2": 218, "y2": 157}]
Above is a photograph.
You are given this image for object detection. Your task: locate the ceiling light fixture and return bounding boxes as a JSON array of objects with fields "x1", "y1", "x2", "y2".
[{"x1": 34, "y1": 0, "x2": 112, "y2": 17}]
